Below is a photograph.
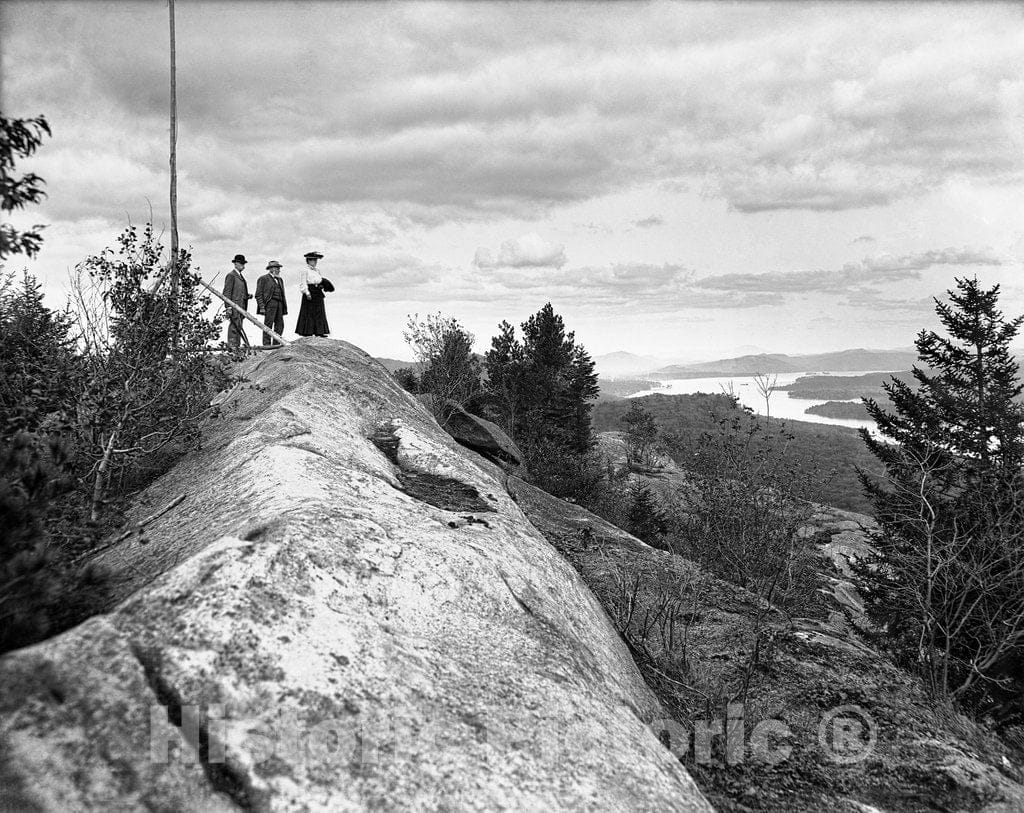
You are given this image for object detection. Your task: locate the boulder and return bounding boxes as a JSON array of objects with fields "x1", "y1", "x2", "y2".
[
  {"x1": 0, "y1": 339, "x2": 710, "y2": 812},
  {"x1": 416, "y1": 393, "x2": 523, "y2": 467}
]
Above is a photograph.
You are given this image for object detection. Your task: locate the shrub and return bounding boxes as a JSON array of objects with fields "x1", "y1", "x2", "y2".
[
  {"x1": 667, "y1": 409, "x2": 822, "y2": 616},
  {"x1": 0, "y1": 225, "x2": 230, "y2": 654},
  {"x1": 70, "y1": 223, "x2": 229, "y2": 517},
  {"x1": 403, "y1": 313, "x2": 482, "y2": 422},
  {"x1": 0, "y1": 431, "x2": 69, "y2": 652},
  {"x1": 393, "y1": 366, "x2": 420, "y2": 394}
]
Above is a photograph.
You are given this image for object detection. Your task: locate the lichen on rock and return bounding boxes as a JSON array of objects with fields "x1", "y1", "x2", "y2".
[{"x1": 0, "y1": 339, "x2": 712, "y2": 812}]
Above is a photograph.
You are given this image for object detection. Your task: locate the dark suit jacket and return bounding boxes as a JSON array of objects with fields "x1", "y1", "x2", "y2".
[
  {"x1": 223, "y1": 269, "x2": 251, "y2": 310},
  {"x1": 256, "y1": 273, "x2": 288, "y2": 316}
]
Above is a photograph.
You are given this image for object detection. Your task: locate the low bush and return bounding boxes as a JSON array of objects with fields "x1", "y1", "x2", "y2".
[{"x1": 0, "y1": 225, "x2": 231, "y2": 655}]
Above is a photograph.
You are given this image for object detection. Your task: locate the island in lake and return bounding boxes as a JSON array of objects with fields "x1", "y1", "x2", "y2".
[{"x1": 775, "y1": 371, "x2": 913, "y2": 401}]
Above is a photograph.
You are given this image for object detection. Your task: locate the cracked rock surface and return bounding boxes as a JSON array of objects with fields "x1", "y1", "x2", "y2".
[{"x1": 0, "y1": 338, "x2": 712, "y2": 812}]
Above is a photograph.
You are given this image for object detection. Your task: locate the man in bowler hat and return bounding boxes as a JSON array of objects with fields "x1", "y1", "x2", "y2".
[
  {"x1": 255, "y1": 260, "x2": 288, "y2": 346},
  {"x1": 223, "y1": 254, "x2": 252, "y2": 349}
]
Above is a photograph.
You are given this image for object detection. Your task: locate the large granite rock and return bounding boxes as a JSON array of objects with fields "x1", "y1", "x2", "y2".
[
  {"x1": 0, "y1": 339, "x2": 711, "y2": 812},
  {"x1": 416, "y1": 393, "x2": 523, "y2": 468}
]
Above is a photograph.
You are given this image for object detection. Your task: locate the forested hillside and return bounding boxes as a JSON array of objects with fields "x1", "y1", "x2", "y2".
[{"x1": 593, "y1": 393, "x2": 882, "y2": 514}]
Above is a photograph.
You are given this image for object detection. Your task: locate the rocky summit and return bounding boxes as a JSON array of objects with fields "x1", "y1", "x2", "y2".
[{"x1": 0, "y1": 339, "x2": 711, "y2": 812}]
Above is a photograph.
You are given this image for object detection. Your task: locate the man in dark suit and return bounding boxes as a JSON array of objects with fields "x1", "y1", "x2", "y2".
[
  {"x1": 223, "y1": 253, "x2": 251, "y2": 349},
  {"x1": 255, "y1": 260, "x2": 288, "y2": 346}
]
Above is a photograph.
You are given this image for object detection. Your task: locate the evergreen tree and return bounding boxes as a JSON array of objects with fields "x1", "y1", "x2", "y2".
[
  {"x1": 857, "y1": 277, "x2": 1024, "y2": 712},
  {"x1": 484, "y1": 320, "x2": 526, "y2": 439},
  {"x1": 484, "y1": 303, "x2": 599, "y2": 498},
  {"x1": 626, "y1": 481, "x2": 669, "y2": 545},
  {"x1": 621, "y1": 401, "x2": 658, "y2": 465},
  {"x1": 515, "y1": 304, "x2": 598, "y2": 454},
  {"x1": 0, "y1": 272, "x2": 80, "y2": 436},
  {"x1": 0, "y1": 430, "x2": 70, "y2": 652}
]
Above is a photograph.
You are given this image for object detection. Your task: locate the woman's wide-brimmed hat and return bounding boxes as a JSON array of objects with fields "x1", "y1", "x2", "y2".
[{"x1": 303, "y1": 251, "x2": 324, "y2": 260}]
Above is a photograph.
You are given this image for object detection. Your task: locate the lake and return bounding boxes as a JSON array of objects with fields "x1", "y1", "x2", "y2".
[{"x1": 627, "y1": 370, "x2": 894, "y2": 434}]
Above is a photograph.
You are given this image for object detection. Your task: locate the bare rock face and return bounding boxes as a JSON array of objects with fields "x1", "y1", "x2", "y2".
[
  {"x1": 797, "y1": 505, "x2": 877, "y2": 635},
  {"x1": 415, "y1": 393, "x2": 523, "y2": 468},
  {"x1": 0, "y1": 339, "x2": 711, "y2": 812}
]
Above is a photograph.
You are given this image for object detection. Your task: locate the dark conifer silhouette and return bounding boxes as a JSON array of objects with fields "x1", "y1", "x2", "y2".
[{"x1": 858, "y1": 277, "x2": 1024, "y2": 715}]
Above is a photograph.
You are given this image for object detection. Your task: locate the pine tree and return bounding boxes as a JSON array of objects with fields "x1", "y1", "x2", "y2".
[
  {"x1": 484, "y1": 320, "x2": 525, "y2": 440},
  {"x1": 484, "y1": 303, "x2": 599, "y2": 498},
  {"x1": 857, "y1": 277, "x2": 1024, "y2": 711},
  {"x1": 626, "y1": 481, "x2": 669, "y2": 545},
  {"x1": 621, "y1": 401, "x2": 658, "y2": 465},
  {"x1": 518, "y1": 303, "x2": 599, "y2": 454},
  {"x1": 0, "y1": 272, "x2": 80, "y2": 435}
]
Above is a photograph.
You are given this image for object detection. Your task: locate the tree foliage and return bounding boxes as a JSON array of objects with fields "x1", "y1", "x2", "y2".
[
  {"x1": 0, "y1": 431, "x2": 69, "y2": 652},
  {"x1": 0, "y1": 271, "x2": 79, "y2": 436},
  {"x1": 1, "y1": 114, "x2": 51, "y2": 260},
  {"x1": 0, "y1": 117, "x2": 231, "y2": 654},
  {"x1": 392, "y1": 366, "x2": 420, "y2": 394},
  {"x1": 403, "y1": 313, "x2": 482, "y2": 421},
  {"x1": 621, "y1": 401, "x2": 658, "y2": 466},
  {"x1": 668, "y1": 408, "x2": 820, "y2": 614},
  {"x1": 0, "y1": 273, "x2": 103, "y2": 654},
  {"x1": 625, "y1": 481, "x2": 669, "y2": 545},
  {"x1": 857, "y1": 277, "x2": 1024, "y2": 716},
  {"x1": 71, "y1": 223, "x2": 228, "y2": 517},
  {"x1": 485, "y1": 303, "x2": 600, "y2": 498},
  {"x1": 0, "y1": 226, "x2": 230, "y2": 655}
]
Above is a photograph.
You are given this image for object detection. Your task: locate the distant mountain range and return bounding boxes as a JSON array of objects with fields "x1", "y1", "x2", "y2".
[
  {"x1": 379, "y1": 348, "x2": 921, "y2": 380},
  {"x1": 592, "y1": 351, "x2": 673, "y2": 378},
  {"x1": 375, "y1": 357, "x2": 418, "y2": 373},
  {"x1": 653, "y1": 348, "x2": 920, "y2": 378}
]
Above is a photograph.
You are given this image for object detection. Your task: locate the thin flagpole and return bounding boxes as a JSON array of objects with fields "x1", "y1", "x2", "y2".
[{"x1": 169, "y1": 0, "x2": 179, "y2": 305}]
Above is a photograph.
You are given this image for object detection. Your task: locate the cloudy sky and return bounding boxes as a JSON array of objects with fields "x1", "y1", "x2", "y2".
[{"x1": 2, "y1": 1, "x2": 1023, "y2": 360}]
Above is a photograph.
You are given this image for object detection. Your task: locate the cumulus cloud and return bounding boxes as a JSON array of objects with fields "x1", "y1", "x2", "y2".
[
  {"x1": 697, "y1": 247, "x2": 1004, "y2": 294},
  {"x1": 473, "y1": 233, "x2": 567, "y2": 269}
]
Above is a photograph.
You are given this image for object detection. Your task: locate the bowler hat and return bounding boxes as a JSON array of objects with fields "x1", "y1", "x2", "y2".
[
  {"x1": 266, "y1": 260, "x2": 282, "y2": 270},
  {"x1": 232, "y1": 254, "x2": 247, "y2": 264},
  {"x1": 303, "y1": 251, "x2": 324, "y2": 260}
]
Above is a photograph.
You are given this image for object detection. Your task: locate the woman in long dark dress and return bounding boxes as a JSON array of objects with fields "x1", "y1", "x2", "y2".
[{"x1": 295, "y1": 251, "x2": 331, "y2": 337}]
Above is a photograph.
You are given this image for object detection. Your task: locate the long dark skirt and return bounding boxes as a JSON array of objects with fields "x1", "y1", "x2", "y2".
[{"x1": 295, "y1": 285, "x2": 330, "y2": 336}]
